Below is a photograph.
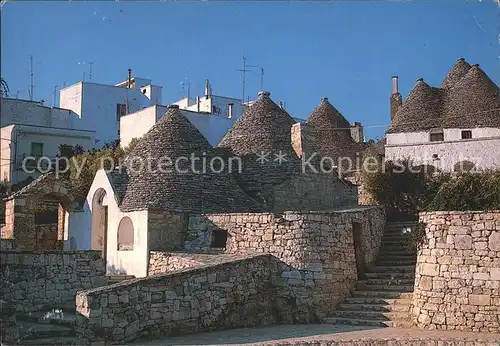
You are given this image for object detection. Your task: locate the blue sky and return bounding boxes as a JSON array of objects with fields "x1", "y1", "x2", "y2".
[{"x1": 2, "y1": 1, "x2": 499, "y2": 140}]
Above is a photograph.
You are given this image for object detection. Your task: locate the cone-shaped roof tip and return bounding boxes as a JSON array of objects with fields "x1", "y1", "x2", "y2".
[
  {"x1": 321, "y1": 97, "x2": 329, "y2": 102},
  {"x1": 258, "y1": 91, "x2": 271, "y2": 98},
  {"x1": 458, "y1": 57, "x2": 465, "y2": 61},
  {"x1": 416, "y1": 78, "x2": 424, "y2": 82},
  {"x1": 168, "y1": 104, "x2": 180, "y2": 109}
]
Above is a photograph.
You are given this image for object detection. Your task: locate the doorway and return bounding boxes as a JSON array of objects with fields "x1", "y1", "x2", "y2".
[
  {"x1": 352, "y1": 222, "x2": 364, "y2": 279},
  {"x1": 91, "y1": 188, "x2": 108, "y2": 264}
]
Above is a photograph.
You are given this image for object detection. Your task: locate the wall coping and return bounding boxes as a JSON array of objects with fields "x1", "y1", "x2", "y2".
[
  {"x1": 0, "y1": 250, "x2": 102, "y2": 255},
  {"x1": 420, "y1": 210, "x2": 500, "y2": 216},
  {"x1": 79, "y1": 253, "x2": 273, "y2": 295},
  {"x1": 198, "y1": 206, "x2": 383, "y2": 218}
]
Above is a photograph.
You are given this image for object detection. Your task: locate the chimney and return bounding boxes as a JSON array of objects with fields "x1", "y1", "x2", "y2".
[
  {"x1": 204, "y1": 79, "x2": 212, "y2": 98},
  {"x1": 391, "y1": 76, "x2": 398, "y2": 94},
  {"x1": 390, "y1": 76, "x2": 402, "y2": 120},
  {"x1": 291, "y1": 122, "x2": 315, "y2": 159},
  {"x1": 127, "y1": 69, "x2": 132, "y2": 89},
  {"x1": 350, "y1": 122, "x2": 364, "y2": 143}
]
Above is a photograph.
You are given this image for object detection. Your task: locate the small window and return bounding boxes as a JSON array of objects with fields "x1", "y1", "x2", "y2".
[
  {"x1": 34, "y1": 209, "x2": 58, "y2": 225},
  {"x1": 461, "y1": 130, "x2": 472, "y2": 139},
  {"x1": 430, "y1": 133, "x2": 444, "y2": 142},
  {"x1": 212, "y1": 105, "x2": 217, "y2": 114},
  {"x1": 228, "y1": 103, "x2": 234, "y2": 119},
  {"x1": 432, "y1": 154, "x2": 439, "y2": 160},
  {"x1": 210, "y1": 229, "x2": 228, "y2": 248},
  {"x1": 117, "y1": 216, "x2": 134, "y2": 251},
  {"x1": 30, "y1": 142, "x2": 44, "y2": 157},
  {"x1": 116, "y1": 103, "x2": 127, "y2": 120}
]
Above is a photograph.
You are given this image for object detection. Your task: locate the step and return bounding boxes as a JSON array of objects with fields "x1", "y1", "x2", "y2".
[
  {"x1": 352, "y1": 290, "x2": 413, "y2": 299},
  {"x1": 331, "y1": 310, "x2": 410, "y2": 321},
  {"x1": 323, "y1": 317, "x2": 415, "y2": 328},
  {"x1": 18, "y1": 337, "x2": 87, "y2": 345},
  {"x1": 358, "y1": 278, "x2": 415, "y2": 286},
  {"x1": 377, "y1": 260, "x2": 417, "y2": 266},
  {"x1": 17, "y1": 311, "x2": 76, "y2": 328},
  {"x1": 344, "y1": 297, "x2": 412, "y2": 306},
  {"x1": 339, "y1": 303, "x2": 411, "y2": 312},
  {"x1": 365, "y1": 272, "x2": 415, "y2": 280},
  {"x1": 372, "y1": 265, "x2": 415, "y2": 273},
  {"x1": 17, "y1": 321, "x2": 75, "y2": 340},
  {"x1": 356, "y1": 283, "x2": 414, "y2": 292}
]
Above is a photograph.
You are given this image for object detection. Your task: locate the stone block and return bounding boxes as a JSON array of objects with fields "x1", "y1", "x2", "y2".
[
  {"x1": 490, "y1": 268, "x2": 500, "y2": 281},
  {"x1": 420, "y1": 263, "x2": 440, "y2": 277},
  {"x1": 469, "y1": 294, "x2": 491, "y2": 306},
  {"x1": 488, "y1": 232, "x2": 500, "y2": 251},
  {"x1": 455, "y1": 235, "x2": 472, "y2": 250}
]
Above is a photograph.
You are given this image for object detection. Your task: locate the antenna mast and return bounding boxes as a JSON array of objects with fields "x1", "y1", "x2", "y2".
[
  {"x1": 53, "y1": 85, "x2": 58, "y2": 106},
  {"x1": 260, "y1": 67, "x2": 264, "y2": 91},
  {"x1": 29, "y1": 55, "x2": 34, "y2": 101},
  {"x1": 89, "y1": 62, "x2": 94, "y2": 81},
  {"x1": 237, "y1": 56, "x2": 257, "y2": 105}
]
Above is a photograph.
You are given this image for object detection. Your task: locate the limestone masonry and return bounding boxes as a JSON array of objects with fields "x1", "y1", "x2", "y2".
[
  {"x1": 412, "y1": 211, "x2": 500, "y2": 333},
  {"x1": 1, "y1": 250, "x2": 106, "y2": 313}
]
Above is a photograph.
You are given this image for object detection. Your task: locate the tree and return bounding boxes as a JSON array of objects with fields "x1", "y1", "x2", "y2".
[{"x1": 1, "y1": 78, "x2": 9, "y2": 97}]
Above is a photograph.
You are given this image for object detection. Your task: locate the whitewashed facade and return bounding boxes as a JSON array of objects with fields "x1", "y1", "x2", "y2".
[
  {"x1": 59, "y1": 77, "x2": 162, "y2": 146},
  {"x1": 0, "y1": 124, "x2": 95, "y2": 184}
]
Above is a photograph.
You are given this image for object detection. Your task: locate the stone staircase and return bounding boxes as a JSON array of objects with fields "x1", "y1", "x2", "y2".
[
  {"x1": 13, "y1": 275, "x2": 135, "y2": 345},
  {"x1": 324, "y1": 221, "x2": 418, "y2": 328}
]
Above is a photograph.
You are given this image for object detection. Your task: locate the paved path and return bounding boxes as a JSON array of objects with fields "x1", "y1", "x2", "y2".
[{"x1": 133, "y1": 325, "x2": 500, "y2": 345}]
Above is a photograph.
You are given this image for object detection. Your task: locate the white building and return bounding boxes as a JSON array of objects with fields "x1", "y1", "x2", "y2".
[
  {"x1": 1, "y1": 123, "x2": 95, "y2": 184},
  {"x1": 385, "y1": 58, "x2": 500, "y2": 172},
  {"x1": 120, "y1": 79, "x2": 246, "y2": 148},
  {"x1": 1, "y1": 97, "x2": 96, "y2": 184},
  {"x1": 59, "y1": 72, "x2": 162, "y2": 146}
]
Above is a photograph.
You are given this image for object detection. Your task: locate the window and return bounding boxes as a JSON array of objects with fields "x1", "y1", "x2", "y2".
[
  {"x1": 210, "y1": 229, "x2": 228, "y2": 248},
  {"x1": 34, "y1": 209, "x2": 58, "y2": 225},
  {"x1": 116, "y1": 103, "x2": 127, "y2": 120},
  {"x1": 30, "y1": 142, "x2": 44, "y2": 157},
  {"x1": 430, "y1": 132, "x2": 444, "y2": 142},
  {"x1": 117, "y1": 216, "x2": 134, "y2": 251},
  {"x1": 228, "y1": 103, "x2": 234, "y2": 119},
  {"x1": 461, "y1": 130, "x2": 472, "y2": 139}
]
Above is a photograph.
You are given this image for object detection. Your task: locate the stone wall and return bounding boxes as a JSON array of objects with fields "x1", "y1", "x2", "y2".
[
  {"x1": 412, "y1": 211, "x2": 500, "y2": 332},
  {"x1": 76, "y1": 254, "x2": 277, "y2": 343},
  {"x1": 186, "y1": 206, "x2": 385, "y2": 322},
  {"x1": 1, "y1": 250, "x2": 106, "y2": 313},
  {"x1": 148, "y1": 212, "x2": 187, "y2": 251},
  {"x1": 149, "y1": 252, "x2": 236, "y2": 275}
]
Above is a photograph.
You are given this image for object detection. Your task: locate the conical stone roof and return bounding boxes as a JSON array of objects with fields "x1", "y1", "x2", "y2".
[
  {"x1": 440, "y1": 58, "x2": 471, "y2": 89},
  {"x1": 388, "y1": 59, "x2": 499, "y2": 134},
  {"x1": 444, "y1": 65, "x2": 500, "y2": 128},
  {"x1": 114, "y1": 106, "x2": 262, "y2": 213},
  {"x1": 218, "y1": 91, "x2": 298, "y2": 157},
  {"x1": 388, "y1": 79, "x2": 445, "y2": 133},
  {"x1": 307, "y1": 97, "x2": 364, "y2": 170}
]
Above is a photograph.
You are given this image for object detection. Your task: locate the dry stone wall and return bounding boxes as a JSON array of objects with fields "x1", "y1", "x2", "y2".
[
  {"x1": 76, "y1": 254, "x2": 277, "y2": 343},
  {"x1": 1, "y1": 250, "x2": 106, "y2": 313},
  {"x1": 148, "y1": 252, "x2": 238, "y2": 275},
  {"x1": 412, "y1": 211, "x2": 500, "y2": 332},
  {"x1": 186, "y1": 206, "x2": 385, "y2": 322}
]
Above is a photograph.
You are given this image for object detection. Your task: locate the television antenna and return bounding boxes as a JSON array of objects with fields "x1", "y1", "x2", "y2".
[{"x1": 237, "y1": 56, "x2": 257, "y2": 105}]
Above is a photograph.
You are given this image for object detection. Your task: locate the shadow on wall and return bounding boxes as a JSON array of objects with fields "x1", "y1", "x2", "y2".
[{"x1": 107, "y1": 264, "x2": 127, "y2": 275}]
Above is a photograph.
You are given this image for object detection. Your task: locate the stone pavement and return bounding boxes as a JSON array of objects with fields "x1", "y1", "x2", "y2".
[{"x1": 132, "y1": 324, "x2": 500, "y2": 345}]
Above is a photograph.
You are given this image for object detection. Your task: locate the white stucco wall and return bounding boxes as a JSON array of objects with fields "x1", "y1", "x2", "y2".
[
  {"x1": 1, "y1": 124, "x2": 95, "y2": 184},
  {"x1": 59, "y1": 82, "x2": 156, "y2": 147},
  {"x1": 386, "y1": 127, "x2": 500, "y2": 145},
  {"x1": 0, "y1": 125, "x2": 14, "y2": 181},
  {"x1": 385, "y1": 136, "x2": 500, "y2": 171},
  {"x1": 1, "y1": 98, "x2": 80, "y2": 128},
  {"x1": 68, "y1": 169, "x2": 150, "y2": 277},
  {"x1": 120, "y1": 105, "x2": 238, "y2": 148}
]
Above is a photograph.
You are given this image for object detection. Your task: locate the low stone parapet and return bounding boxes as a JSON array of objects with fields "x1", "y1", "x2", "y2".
[
  {"x1": 76, "y1": 253, "x2": 277, "y2": 344},
  {"x1": 1, "y1": 250, "x2": 106, "y2": 313},
  {"x1": 413, "y1": 210, "x2": 500, "y2": 333}
]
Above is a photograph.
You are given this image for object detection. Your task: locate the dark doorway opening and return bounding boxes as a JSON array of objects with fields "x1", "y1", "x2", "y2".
[
  {"x1": 352, "y1": 222, "x2": 364, "y2": 279},
  {"x1": 210, "y1": 229, "x2": 228, "y2": 249}
]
